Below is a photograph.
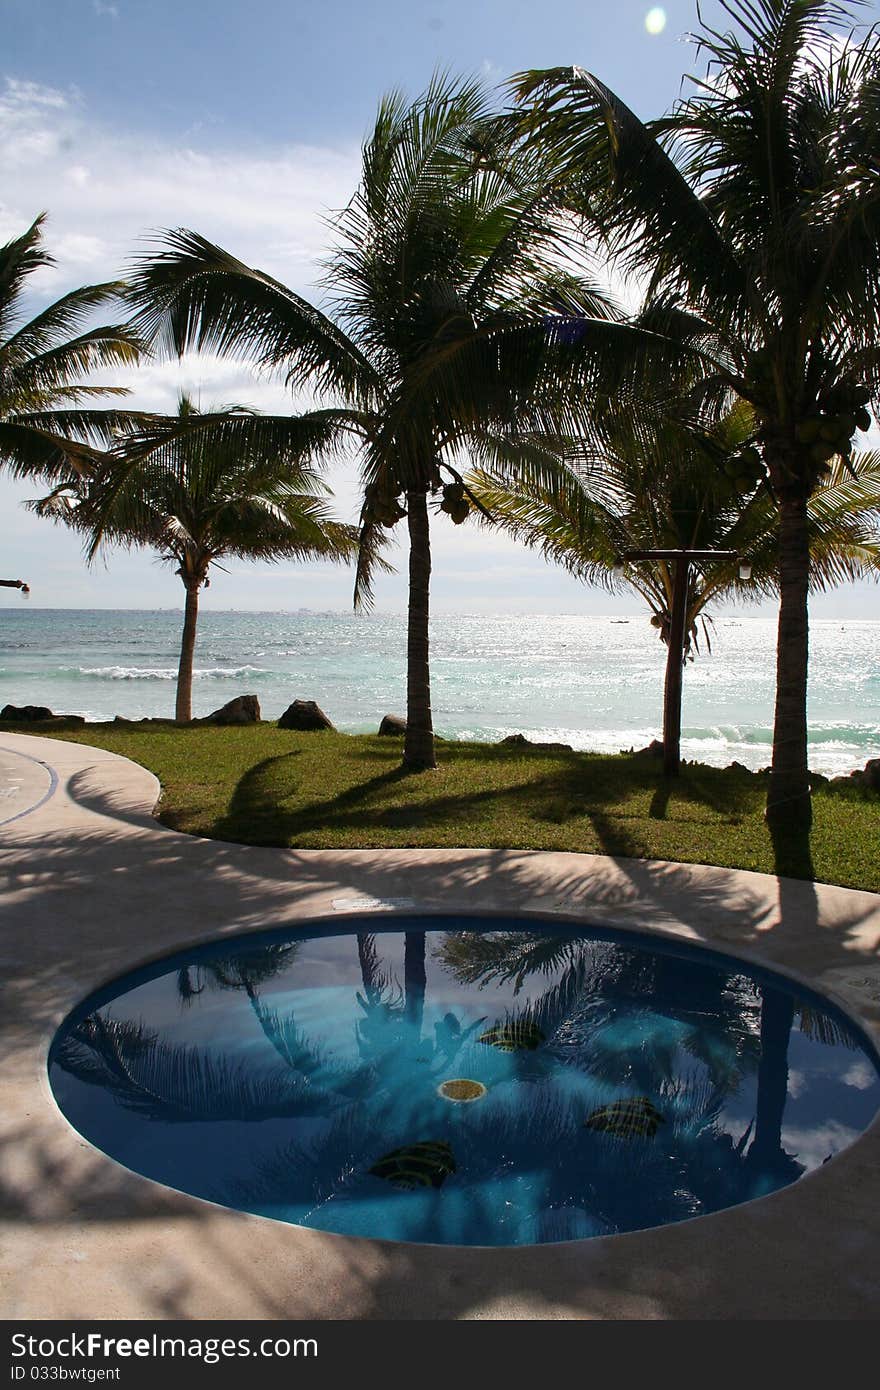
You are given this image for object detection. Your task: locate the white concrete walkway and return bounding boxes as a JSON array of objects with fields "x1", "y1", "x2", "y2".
[{"x1": 1, "y1": 730, "x2": 879, "y2": 1320}]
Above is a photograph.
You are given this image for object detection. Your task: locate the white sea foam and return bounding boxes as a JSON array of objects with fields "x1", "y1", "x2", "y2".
[
  {"x1": 72, "y1": 664, "x2": 270, "y2": 681},
  {"x1": 1, "y1": 610, "x2": 877, "y2": 775}
]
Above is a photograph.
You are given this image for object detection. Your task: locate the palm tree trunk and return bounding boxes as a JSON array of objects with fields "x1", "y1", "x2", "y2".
[
  {"x1": 752, "y1": 988, "x2": 794, "y2": 1162},
  {"x1": 357, "y1": 932, "x2": 377, "y2": 994},
  {"x1": 176, "y1": 579, "x2": 200, "y2": 723},
  {"x1": 403, "y1": 487, "x2": 436, "y2": 770},
  {"x1": 404, "y1": 931, "x2": 427, "y2": 1035},
  {"x1": 662, "y1": 556, "x2": 690, "y2": 777},
  {"x1": 744, "y1": 986, "x2": 798, "y2": 1190},
  {"x1": 767, "y1": 488, "x2": 812, "y2": 829}
]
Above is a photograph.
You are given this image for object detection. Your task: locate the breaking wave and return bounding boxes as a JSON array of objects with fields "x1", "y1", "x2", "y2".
[
  {"x1": 684, "y1": 723, "x2": 880, "y2": 749},
  {"x1": 68, "y1": 664, "x2": 270, "y2": 682}
]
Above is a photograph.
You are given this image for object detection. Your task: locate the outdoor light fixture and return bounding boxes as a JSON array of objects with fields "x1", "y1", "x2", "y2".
[
  {"x1": 738, "y1": 561, "x2": 752, "y2": 581},
  {"x1": 1, "y1": 579, "x2": 29, "y2": 598}
]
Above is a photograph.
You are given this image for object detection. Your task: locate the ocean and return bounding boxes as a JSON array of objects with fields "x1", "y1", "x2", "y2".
[{"x1": 0, "y1": 608, "x2": 878, "y2": 777}]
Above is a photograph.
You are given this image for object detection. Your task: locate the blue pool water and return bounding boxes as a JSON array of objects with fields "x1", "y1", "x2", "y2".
[{"x1": 48, "y1": 917, "x2": 880, "y2": 1246}]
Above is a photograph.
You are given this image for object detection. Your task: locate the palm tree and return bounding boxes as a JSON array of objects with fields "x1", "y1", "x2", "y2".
[
  {"x1": 470, "y1": 405, "x2": 880, "y2": 771},
  {"x1": 513, "y1": 0, "x2": 880, "y2": 825},
  {"x1": 123, "y1": 76, "x2": 635, "y2": 770},
  {"x1": 0, "y1": 214, "x2": 141, "y2": 482},
  {"x1": 36, "y1": 394, "x2": 359, "y2": 721}
]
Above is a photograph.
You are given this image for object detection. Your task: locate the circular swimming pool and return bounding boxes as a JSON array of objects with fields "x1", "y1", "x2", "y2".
[{"x1": 48, "y1": 916, "x2": 880, "y2": 1246}]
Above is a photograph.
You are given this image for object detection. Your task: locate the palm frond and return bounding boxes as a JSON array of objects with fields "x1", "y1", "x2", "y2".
[
  {"x1": 2, "y1": 282, "x2": 133, "y2": 364},
  {"x1": 0, "y1": 217, "x2": 146, "y2": 482},
  {"x1": 0, "y1": 420, "x2": 106, "y2": 481},
  {"x1": 127, "y1": 228, "x2": 381, "y2": 404}
]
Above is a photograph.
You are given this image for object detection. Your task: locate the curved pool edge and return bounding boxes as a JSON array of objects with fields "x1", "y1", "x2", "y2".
[
  {"x1": 44, "y1": 911, "x2": 880, "y2": 1251},
  {"x1": 3, "y1": 731, "x2": 880, "y2": 1317}
]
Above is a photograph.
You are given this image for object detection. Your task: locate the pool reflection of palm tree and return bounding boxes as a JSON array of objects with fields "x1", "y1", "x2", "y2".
[
  {"x1": 437, "y1": 930, "x2": 762, "y2": 1087},
  {"x1": 742, "y1": 988, "x2": 804, "y2": 1190},
  {"x1": 54, "y1": 1012, "x2": 341, "y2": 1123},
  {"x1": 54, "y1": 938, "x2": 427, "y2": 1219},
  {"x1": 355, "y1": 928, "x2": 428, "y2": 1040},
  {"x1": 55, "y1": 943, "x2": 335, "y2": 1127},
  {"x1": 404, "y1": 931, "x2": 427, "y2": 1034},
  {"x1": 54, "y1": 931, "x2": 814, "y2": 1237},
  {"x1": 179, "y1": 943, "x2": 297, "y2": 1000},
  {"x1": 177, "y1": 942, "x2": 333, "y2": 1082},
  {"x1": 435, "y1": 930, "x2": 806, "y2": 1199},
  {"x1": 353, "y1": 931, "x2": 405, "y2": 1057},
  {"x1": 355, "y1": 929, "x2": 485, "y2": 1076}
]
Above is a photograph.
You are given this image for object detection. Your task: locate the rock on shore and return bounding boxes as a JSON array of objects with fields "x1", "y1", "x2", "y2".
[
  {"x1": 831, "y1": 756, "x2": 880, "y2": 792},
  {"x1": 500, "y1": 733, "x2": 573, "y2": 752},
  {"x1": 278, "y1": 700, "x2": 335, "y2": 731},
  {"x1": 203, "y1": 695, "x2": 261, "y2": 725},
  {"x1": 378, "y1": 715, "x2": 406, "y2": 736},
  {"x1": 1, "y1": 703, "x2": 85, "y2": 727}
]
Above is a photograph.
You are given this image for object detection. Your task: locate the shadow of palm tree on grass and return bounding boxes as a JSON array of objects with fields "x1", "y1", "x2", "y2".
[{"x1": 211, "y1": 744, "x2": 762, "y2": 865}]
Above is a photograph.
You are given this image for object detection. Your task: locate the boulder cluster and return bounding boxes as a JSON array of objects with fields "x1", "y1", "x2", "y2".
[
  {"x1": 2, "y1": 697, "x2": 879, "y2": 796},
  {"x1": 0, "y1": 703, "x2": 84, "y2": 728},
  {"x1": 831, "y1": 758, "x2": 880, "y2": 793}
]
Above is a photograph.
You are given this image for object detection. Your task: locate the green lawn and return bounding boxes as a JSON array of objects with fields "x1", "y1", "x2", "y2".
[{"x1": 5, "y1": 720, "x2": 879, "y2": 891}]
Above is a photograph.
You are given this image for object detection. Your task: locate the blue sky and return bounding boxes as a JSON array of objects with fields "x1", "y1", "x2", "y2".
[
  {"x1": 7, "y1": 1, "x2": 723, "y2": 140},
  {"x1": 2, "y1": 0, "x2": 878, "y2": 616}
]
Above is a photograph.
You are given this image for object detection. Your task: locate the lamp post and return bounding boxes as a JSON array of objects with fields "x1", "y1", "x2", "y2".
[
  {"x1": 617, "y1": 548, "x2": 745, "y2": 777},
  {"x1": 0, "y1": 579, "x2": 29, "y2": 596}
]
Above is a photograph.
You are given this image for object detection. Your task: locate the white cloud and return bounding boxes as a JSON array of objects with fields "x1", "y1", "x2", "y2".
[
  {"x1": 53, "y1": 231, "x2": 109, "y2": 266},
  {"x1": 786, "y1": 1068, "x2": 807, "y2": 1099},
  {"x1": 0, "y1": 78, "x2": 607, "y2": 612},
  {"x1": 0, "y1": 76, "x2": 360, "y2": 305},
  {"x1": 92, "y1": 1, "x2": 120, "y2": 18},
  {"x1": 842, "y1": 1060, "x2": 877, "y2": 1092},
  {"x1": 781, "y1": 1119, "x2": 861, "y2": 1172},
  {"x1": 0, "y1": 77, "x2": 869, "y2": 618},
  {"x1": 0, "y1": 80, "x2": 71, "y2": 171},
  {"x1": 2, "y1": 78, "x2": 69, "y2": 111}
]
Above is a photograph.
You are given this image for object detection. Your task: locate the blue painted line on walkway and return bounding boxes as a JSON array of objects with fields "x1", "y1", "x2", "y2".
[{"x1": 0, "y1": 743, "x2": 59, "y2": 827}]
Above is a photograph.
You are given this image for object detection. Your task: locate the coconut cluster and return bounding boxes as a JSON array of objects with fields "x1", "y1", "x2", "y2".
[
  {"x1": 793, "y1": 381, "x2": 872, "y2": 472},
  {"x1": 744, "y1": 350, "x2": 873, "y2": 481},
  {"x1": 723, "y1": 443, "x2": 764, "y2": 495},
  {"x1": 439, "y1": 480, "x2": 470, "y2": 524},
  {"x1": 368, "y1": 484, "x2": 407, "y2": 528}
]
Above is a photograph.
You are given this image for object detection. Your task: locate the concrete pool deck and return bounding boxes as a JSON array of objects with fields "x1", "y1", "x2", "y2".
[{"x1": 1, "y1": 730, "x2": 879, "y2": 1321}]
